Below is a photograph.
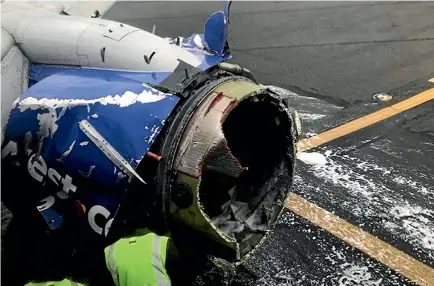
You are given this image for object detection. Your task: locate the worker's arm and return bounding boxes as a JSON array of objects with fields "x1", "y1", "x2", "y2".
[{"x1": 165, "y1": 238, "x2": 192, "y2": 286}]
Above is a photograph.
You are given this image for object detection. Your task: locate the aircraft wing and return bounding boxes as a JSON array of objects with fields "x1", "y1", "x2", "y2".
[
  {"x1": 0, "y1": 0, "x2": 116, "y2": 17},
  {"x1": 0, "y1": 0, "x2": 116, "y2": 140}
]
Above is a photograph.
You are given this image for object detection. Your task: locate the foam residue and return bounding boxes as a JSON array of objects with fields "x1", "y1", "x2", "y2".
[
  {"x1": 386, "y1": 203, "x2": 434, "y2": 252},
  {"x1": 18, "y1": 87, "x2": 168, "y2": 113},
  {"x1": 37, "y1": 110, "x2": 58, "y2": 138},
  {"x1": 297, "y1": 151, "x2": 327, "y2": 166},
  {"x1": 393, "y1": 176, "x2": 432, "y2": 195},
  {"x1": 336, "y1": 263, "x2": 383, "y2": 286},
  {"x1": 263, "y1": 85, "x2": 299, "y2": 97},
  {"x1": 296, "y1": 148, "x2": 434, "y2": 257},
  {"x1": 298, "y1": 112, "x2": 326, "y2": 121}
]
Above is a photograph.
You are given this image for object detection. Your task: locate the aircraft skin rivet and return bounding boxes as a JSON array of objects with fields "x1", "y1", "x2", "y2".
[{"x1": 372, "y1": 93, "x2": 393, "y2": 102}]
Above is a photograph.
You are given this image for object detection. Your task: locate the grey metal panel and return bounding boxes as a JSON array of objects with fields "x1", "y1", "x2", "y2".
[
  {"x1": 1, "y1": 1, "x2": 202, "y2": 72},
  {"x1": 1, "y1": 45, "x2": 29, "y2": 142},
  {"x1": 77, "y1": 21, "x2": 201, "y2": 71},
  {"x1": 17, "y1": 16, "x2": 91, "y2": 65},
  {"x1": 102, "y1": 23, "x2": 138, "y2": 41}
]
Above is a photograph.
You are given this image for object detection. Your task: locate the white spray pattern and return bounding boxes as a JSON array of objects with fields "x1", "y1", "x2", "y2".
[
  {"x1": 305, "y1": 132, "x2": 318, "y2": 138},
  {"x1": 393, "y1": 176, "x2": 432, "y2": 196},
  {"x1": 18, "y1": 88, "x2": 167, "y2": 113},
  {"x1": 298, "y1": 112, "x2": 327, "y2": 122},
  {"x1": 336, "y1": 263, "x2": 383, "y2": 286},
  {"x1": 297, "y1": 150, "x2": 434, "y2": 254},
  {"x1": 16, "y1": 87, "x2": 168, "y2": 139},
  {"x1": 264, "y1": 85, "x2": 300, "y2": 97},
  {"x1": 324, "y1": 247, "x2": 384, "y2": 286},
  {"x1": 370, "y1": 139, "x2": 402, "y2": 159},
  {"x1": 36, "y1": 110, "x2": 58, "y2": 138},
  {"x1": 386, "y1": 203, "x2": 434, "y2": 254}
]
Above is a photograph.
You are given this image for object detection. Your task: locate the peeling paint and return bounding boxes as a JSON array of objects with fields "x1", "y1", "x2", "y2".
[
  {"x1": 79, "y1": 165, "x2": 96, "y2": 178},
  {"x1": 147, "y1": 125, "x2": 160, "y2": 144},
  {"x1": 115, "y1": 171, "x2": 127, "y2": 185},
  {"x1": 56, "y1": 140, "x2": 76, "y2": 162}
]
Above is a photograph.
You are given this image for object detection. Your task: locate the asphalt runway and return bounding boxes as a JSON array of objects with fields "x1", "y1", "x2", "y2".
[
  {"x1": 104, "y1": 1, "x2": 434, "y2": 104},
  {"x1": 104, "y1": 2, "x2": 434, "y2": 285}
]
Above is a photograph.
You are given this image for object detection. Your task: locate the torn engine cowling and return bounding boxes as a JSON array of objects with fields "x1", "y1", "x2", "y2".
[
  {"x1": 152, "y1": 67, "x2": 301, "y2": 266},
  {"x1": 1, "y1": 62, "x2": 300, "y2": 276}
]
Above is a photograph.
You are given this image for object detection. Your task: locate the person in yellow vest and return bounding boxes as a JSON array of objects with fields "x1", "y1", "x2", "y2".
[{"x1": 102, "y1": 228, "x2": 179, "y2": 286}]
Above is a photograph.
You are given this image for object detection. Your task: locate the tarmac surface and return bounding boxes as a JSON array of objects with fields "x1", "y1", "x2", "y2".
[
  {"x1": 104, "y1": 1, "x2": 434, "y2": 104},
  {"x1": 104, "y1": 2, "x2": 434, "y2": 285},
  {"x1": 0, "y1": 2, "x2": 433, "y2": 286}
]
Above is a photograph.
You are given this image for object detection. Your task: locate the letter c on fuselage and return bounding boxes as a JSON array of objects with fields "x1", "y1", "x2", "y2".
[{"x1": 88, "y1": 205, "x2": 110, "y2": 235}]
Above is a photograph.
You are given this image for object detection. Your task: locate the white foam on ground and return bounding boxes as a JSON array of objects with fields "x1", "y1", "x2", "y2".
[
  {"x1": 298, "y1": 112, "x2": 327, "y2": 121},
  {"x1": 297, "y1": 151, "x2": 327, "y2": 166},
  {"x1": 296, "y1": 149, "x2": 434, "y2": 255},
  {"x1": 264, "y1": 85, "x2": 300, "y2": 97},
  {"x1": 386, "y1": 203, "x2": 434, "y2": 253},
  {"x1": 336, "y1": 263, "x2": 383, "y2": 286}
]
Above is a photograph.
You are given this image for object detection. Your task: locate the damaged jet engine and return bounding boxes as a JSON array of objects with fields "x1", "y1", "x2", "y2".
[
  {"x1": 1, "y1": 0, "x2": 301, "y2": 280},
  {"x1": 1, "y1": 62, "x2": 300, "y2": 266}
]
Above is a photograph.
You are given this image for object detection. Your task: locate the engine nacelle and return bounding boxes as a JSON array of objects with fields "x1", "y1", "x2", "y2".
[{"x1": 1, "y1": 64, "x2": 300, "y2": 265}]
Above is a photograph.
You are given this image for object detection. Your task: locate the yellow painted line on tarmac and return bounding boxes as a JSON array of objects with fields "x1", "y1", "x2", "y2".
[
  {"x1": 297, "y1": 87, "x2": 434, "y2": 152},
  {"x1": 285, "y1": 194, "x2": 434, "y2": 286},
  {"x1": 285, "y1": 86, "x2": 434, "y2": 285}
]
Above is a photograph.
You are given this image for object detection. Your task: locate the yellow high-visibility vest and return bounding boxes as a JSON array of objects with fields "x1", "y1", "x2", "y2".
[{"x1": 104, "y1": 229, "x2": 171, "y2": 286}]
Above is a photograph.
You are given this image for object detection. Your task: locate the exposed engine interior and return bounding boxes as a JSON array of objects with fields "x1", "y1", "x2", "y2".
[
  {"x1": 161, "y1": 75, "x2": 298, "y2": 262},
  {"x1": 200, "y1": 92, "x2": 294, "y2": 243}
]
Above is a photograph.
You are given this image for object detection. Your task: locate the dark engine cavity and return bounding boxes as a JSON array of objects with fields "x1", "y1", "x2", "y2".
[{"x1": 200, "y1": 93, "x2": 294, "y2": 242}]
